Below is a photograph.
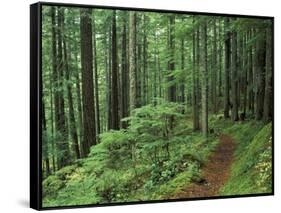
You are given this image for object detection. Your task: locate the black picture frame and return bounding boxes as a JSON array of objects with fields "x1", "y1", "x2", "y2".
[{"x1": 30, "y1": 1, "x2": 274, "y2": 210}]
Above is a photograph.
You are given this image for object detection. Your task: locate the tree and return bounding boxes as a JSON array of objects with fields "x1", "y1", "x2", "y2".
[
  {"x1": 62, "y1": 13, "x2": 80, "y2": 159},
  {"x1": 42, "y1": 99, "x2": 50, "y2": 176},
  {"x1": 224, "y1": 17, "x2": 231, "y2": 119},
  {"x1": 57, "y1": 7, "x2": 70, "y2": 168},
  {"x1": 167, "y1": 15, "x2": 176, "y2": 102},
  {"x1": 80, "y1": 8, "x2": 96, "y2": 157},
  {"x1": 111, "y1": 10, "x2": 120, "y2": 130},
  {"x1": 50, "y1": 6, "x2": 58, "y2": 170},
  {"x1": 211, "y1": 18, "x2": 218, "y2": 113},
  {"x1": 106, "y1": 18, "x2": 112, "y2": 130},
  {"x1": 231, "y1": 22, "x2": 239, "y2": 122},
  {"x1": 129, "y1": 12, "x2": 138, "y2": 111},
  {"x1": 142, "y1": 14, "x2": 148, "y2": 105},
  {"x1": 247, "y1": 29, "x2": 254, "y2": 115},
  {"x1": 255, "y1": 27, "x2": 266, "y2": 120},
  {"x1": 200, "y1": 18, "x2": 208, "y2": 137},
  {"x1": 218, "y1": 20, "x2": 223, "y2": 97},
  {"x1": 179, "y1": 18, "x2": 185, "y2": 104},
  {"x1": 192, "y1": 18, "x2": 200, "y2": 131},
  {"x1": 74, "y1": 45, "x2": 83, "y2": 149},
  {"x1": 120, "y1": 13, "x2": 129, "y2": 128},
  {"x1": 93, "y1": 15, "x2": 101, "y2": 135},
  {"x1": 263, "y1": 23, "x2": 273, "y2": 122},
  {"x1": 241, "y1": 33, "x2": 247, "y2": 116}
]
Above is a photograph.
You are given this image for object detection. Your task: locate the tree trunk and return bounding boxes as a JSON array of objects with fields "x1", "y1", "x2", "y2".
[
  {"x1": 74, "y1": 52, "x2": 83, "y2": 150},
  {"x1": 263, "y1": 23, "x2": 273, "y2": 122},
  {"x1": 49, "y1": 74, "x2": 56, "y2": 173},
  {"x1": 247, "y1": 30, "x2": 254, "y2": 115},
  {"x1": 57, "y1": 8, "x2": 70, "y2": 167},
  {"x1": 179, "y1": 18, "x2": 185, "y2": 104},
  {"x1": 143, "y1": 14, "x2": 148, "y2": 105},
  {"x1": 242, "y1": 33, "x2": 247, "y2": 115},
  {"x1": 42, "y1": 100, "x2": 50, "y2": 176},
  {"x1": 201, "y1": 19, "x2": 208, "y2": 137},
  {"x1": 107, "y1": 22, "x2": 112, "y2": 130},
  {"x1": 129, "y1": 12, "x2": 138, "y2": 111},
  {"x1": 111, "y1": 11, "x2": 120, "y2": 130},
  {"x1": 218, "y1": 20, "x2": 223, "y2": 97},
  {"x1": 63, "y1": 22, "x2": 80, "y2": 159},
  {"x1": 167, "y1": 15, "x2": 176, "y2": 102},
  {"x1": 231, "y1": 26, "x2": 239, "y2": 121},
  {"x1": 136, "y1": 16, "x2": 142, "y2": 108},
  {"x1": 50, "y1": 7, "x2": 57, "y2": 172},
  {"x1": 80, "y1": 8, "x2": 96, "y2": 157},
  {"x1": 211, "y1": 18, "x2": 217, "y2": 113},
  {"x1": 93, "y1": 16, "x2": 101, "y2": 136},
  {"x1": 224, "y1": 18, "x2": 231, "y2": 119},
  {"x1": 255, "y1": 28, "x2": 266, "y2": 120},
  {"x1": 192, "y1": 18, "x2": 200, "y2": 131},
  {"x1": 153, "y1": 32, "x2": 158, "y2": 105},
  {"x1": 120, "y1": 13, "x2": 129, "y2": 128}
]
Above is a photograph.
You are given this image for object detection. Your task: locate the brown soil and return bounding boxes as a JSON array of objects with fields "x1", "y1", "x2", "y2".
[{"x1": 171, "y1": 134, "x2": 236, "y2": 198}]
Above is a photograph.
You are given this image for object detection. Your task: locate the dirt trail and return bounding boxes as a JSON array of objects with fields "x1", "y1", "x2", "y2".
[{"x1": 172, "y1": 134, "x2": 236, "y2": 198}]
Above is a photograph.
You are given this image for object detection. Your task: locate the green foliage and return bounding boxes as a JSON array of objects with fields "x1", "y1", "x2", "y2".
[
  {"x1": 95, "y1": 170, "x2": 125, "y2": 202},
  {"x1": 124, "y1": 102, "x2": 185, "y2": 163},
  {"x1": 43, "y1": 102, "x2": 220, "y2": 207},
  {"x1": 221, "y1": 122, "x2": 272, "y2": 195},
  {"x1": 43, "y1": 106, "x2": 272, "y2": 207},
  {"x1": 97, "y1": 130, "x2": 135, "y2": 169},
  {"x1": 43, "y1": 175, "x2": 65, "y2": 198},
  {"x1": 41, "y1": 4, "x2": 273, "y2": 207},
  {"x1": 255, "y1": 137, "x2": 272, "y2": 191}
]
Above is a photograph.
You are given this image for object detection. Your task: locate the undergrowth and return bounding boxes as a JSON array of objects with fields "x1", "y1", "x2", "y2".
[
  {"x1": 220, "y1": 121, "x2": 272, "y2": 195},
  {"x1": 42, "y1": 105, "x2": 272, "y2": 207}
]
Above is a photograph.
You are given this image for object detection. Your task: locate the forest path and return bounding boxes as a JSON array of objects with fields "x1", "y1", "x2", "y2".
[{"x1": 172, "y1": 134, "x2": 236, "y2": 198}]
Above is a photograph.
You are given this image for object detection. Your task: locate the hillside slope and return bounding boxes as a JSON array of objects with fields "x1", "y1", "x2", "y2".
[{"x1": 220, "y1": 122, "x2": 272, "y2": 195}]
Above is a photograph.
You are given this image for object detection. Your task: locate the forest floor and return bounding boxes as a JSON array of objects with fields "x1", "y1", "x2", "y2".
[{"x1": 170, "y1": 134, "x2": 236, "y2": 198}]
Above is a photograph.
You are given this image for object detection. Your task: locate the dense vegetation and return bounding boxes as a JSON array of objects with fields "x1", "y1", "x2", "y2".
[{"x1": 41, "y1": 5, "x2": 273, "y2": 207}]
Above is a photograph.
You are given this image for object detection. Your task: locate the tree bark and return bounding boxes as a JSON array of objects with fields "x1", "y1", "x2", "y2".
[
  {"x1": 120, "y1": 13, "x2": 129, "y2": 128},
  {"x1": 201, "y1": 19, "x2": 208, "y2": 137},
  {"x1": 129, "y1": 12, "x2": 138, "y2": 111},
  {"x1": 211, "y1": 18, "x2": 217, "y2": 113},
  {"x1": 231, "y1": 25, "x2": 239, "y2": 121},
  {"x1": 242, "y1": 33, "x2": 247, "y2": 115},
  {"x1": 179, "y1": 18, "x2": 185, "y2": 104},
  {"x1": 80, "y1": 8, "x2": 96, "y2": 157},
  {"x1": 263, "y1": 23, "x2": 273, "y2": 122},
  {"x1": 224, "y1": 18, "x2": 231, "y2": 119},
  {"x1": 247, "y1": 29, "x2": 254, "y2": 115},
  {"x1": 192, "y1": 18, "x2": 200, "y2": 131},
  {"x1": 111, "y1": 11, "x2": 120, "y2": 130},
  {"x1": 218, "y1": 20, "x2": 223, "y2": 97},
  {"x1": 167, "y1": 15, "x2": 176, "y2": 102},
  {"x1": 143, "y1": 14, "x2": 148, "y2": 105},
  {"x1": 107, "y1": 21, "x2": 112, "y2": 130},
  {"x1": 42, "y1": 100, "x2": 50, "y2": 176},
  {"x1": 93, "y1": 16, "x2": 101, "y2": 136},
  {"x1": 63, "y1": 21, "x2": 80, "y2": 159},
  {"x1": 50, "y1": 6, "x2": 58, "y2": 171},
  {"x1": 255, "y1": 28, "x2": 266, "y2": 120},
  {"x1": 57, "y1": 8, "x2": 70, "y2": 167}
]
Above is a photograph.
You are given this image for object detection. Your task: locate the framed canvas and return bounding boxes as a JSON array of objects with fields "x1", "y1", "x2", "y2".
[{"x1": 30, "y1": 1, "x2": 274, "y2": 210}]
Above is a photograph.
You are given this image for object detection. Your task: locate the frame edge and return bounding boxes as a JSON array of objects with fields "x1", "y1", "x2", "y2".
[{"x1": 30, "y1": 2, "x2": 42, "y2": 210}]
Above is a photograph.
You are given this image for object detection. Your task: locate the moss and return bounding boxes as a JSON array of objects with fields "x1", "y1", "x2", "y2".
[
  {"x1": 42, "y1": 175, "x2": 65, "y2": 198},
  {"x1": 220, "y1": 122, "x2": 272, "y2": 195},
  {"x1": 152, "y1": 171, "x2": 193, "y2": 199}
]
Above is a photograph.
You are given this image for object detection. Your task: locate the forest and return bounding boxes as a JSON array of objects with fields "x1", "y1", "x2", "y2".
[{"x1": 41, "y1": 5, "x2": 273, "y2": 207}]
